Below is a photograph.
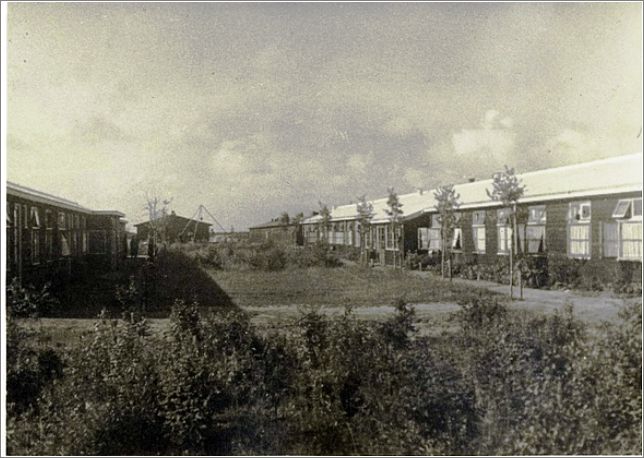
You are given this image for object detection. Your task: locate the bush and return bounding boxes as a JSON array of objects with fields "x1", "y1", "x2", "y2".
[
  {"x1": 248, "y1": 241, "x2": 287, "y2": 271},
  {"x1": 7, "y1": 291, "x2": 642, "y2": 455},
  {"x1": 6, "y1": 282, "x2": 63, "y2": 417},
  {"x1": 613, "y1": 261, "x2": 642, "y2": 296},
  {"x1": 547, "y1": 253, "x2": 584, "y2": 289}
]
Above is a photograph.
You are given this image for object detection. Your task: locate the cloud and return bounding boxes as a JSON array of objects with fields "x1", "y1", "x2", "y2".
[
  {"x1": 347, "y1": 153, "x2": 373, "y2": 174},
  {"x1": 71, "y1": 115, "x2": 133, "y2": 145},
  {"x1": 451, "y1": 110, "x2": 516, "y2": 164},
  {"x1": 403, "y1": 168, "x2": 426, "y2": 189}
]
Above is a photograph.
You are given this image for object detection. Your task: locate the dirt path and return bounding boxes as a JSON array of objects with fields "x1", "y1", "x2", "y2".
[{"x1": 410, "y1": 271, "x2": 639, "y2": 324}]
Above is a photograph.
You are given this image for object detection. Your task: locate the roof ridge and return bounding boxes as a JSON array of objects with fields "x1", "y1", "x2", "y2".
[{"x1": 7, "y1": 180, "x2": 87, "y2": 207}]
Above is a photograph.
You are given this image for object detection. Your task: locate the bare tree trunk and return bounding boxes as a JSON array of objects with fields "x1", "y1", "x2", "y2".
[
  {"x1": 520, "y1": 221, "x2": 526, "y2": 300},
  {"x1": 441, "y1": 229, "x2": 445, "y2": 279},
  {"x1": 510, "y1": 208, "x2": 516, "y2": 301}
]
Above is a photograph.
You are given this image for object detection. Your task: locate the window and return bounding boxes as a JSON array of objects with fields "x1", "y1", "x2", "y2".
[
  {"x1": 452, "y1": 228, "x2": 463, "y2": 251},
  {"x1": 528, "y1": 205, "x2": 547, "y2": 224},
  {"x1": 472, "y1": 210, "x2": 486, "y2": 226},
  {"x1": 31, "y1": 230, "x2": 40, "y2": 264},
  {"x1": 472, "y1": 210, "x2": 486, "y2": 253},
  {"x1": 45, "y1": 231, "x2": 54, "y2": 260},
  {"x1": 497, "y1": 208, "x2": 511, "y2": 254},
  {"x1": 60, "y1": 232, "x2": 71, "y2": 256},
  {"x1": 603, "y1": 222, "x2": 619, "y2": 258},
  {"x1": 473, "y1": 226, "x2": 486, "y2": 253},
  {"x1": 569, "y1": 201, "x2": 591, "y2": 222},
  {"x1": 30, "y1": 207, "x2": 41, "y2": 228},
  {"x1": 58, "y1": 212, "x2": 66, "y2": 228},
  {"x1": 386, "y1": 225, "x2": 394, "y2": 249},
  {"x1": 526, "y1": 206, "x2": 546, "y2": 254},
  {"x1": 45, "y1": 210, "x2": 53, "y2": 229},
  {"x1": 620, "y1": 222, "x2": 642, "y2": 260},
  {"x1": 30, "y1": 207, "x2": 41, "y2": 264},
  {"x1": 378, "y1": 226, "x2": 386, "y2": 250},
  {"x1": 526, "y1": 226, "x2": 546, "y2": 254},
  {"x1": 569, "y1": 224, "x2": 591, "y2": 258},
  {"x1": 568, "y1": 202, "x2": 591, "y2": 259},
  {"x1": 418, "y1": 227, "x2": 429, "y2": 250},
  {"x1": 82, "y1": 231, "x2": 89, "y2": 254},
  {"x1": 612, "y1": 200, "x2": 631, "y2": 218},
  {"x1": 611, "y1": 198, "x2": 642, "y2": 261},
  {"x1": 425, "y1": 214, "x2": 442, "y2": 251},
  {"x1": 497, "y1": 208, "x2": 511, "y2": 226}
]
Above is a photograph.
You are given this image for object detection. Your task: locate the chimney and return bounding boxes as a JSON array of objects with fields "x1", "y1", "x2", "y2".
[{"x1": 468, "y1": 177, "x2": 476, "y2": 183}]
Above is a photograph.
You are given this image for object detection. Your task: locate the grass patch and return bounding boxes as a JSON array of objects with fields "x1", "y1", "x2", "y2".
[{"x1": 210, "y1": 265, "x2": 502, "y2": 308}]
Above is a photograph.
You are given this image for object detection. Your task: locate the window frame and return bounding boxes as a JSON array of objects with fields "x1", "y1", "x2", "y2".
[
  {"x1": 452, "y1": 227, "x2": 463, "y2": 251},
  {"x1": 569, "y1": 201, "x2": 591, "y2": 223},
  {"x1": 472, "y1": 226, "x2": 486, "y2": 254}
]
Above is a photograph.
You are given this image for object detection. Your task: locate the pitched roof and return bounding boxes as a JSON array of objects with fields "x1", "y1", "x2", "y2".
[
  {"x1": 7, "y1": 181, "x2": 125, "y2": 217},
  {"x1": 249, "y1": 219, "x2": 296, "y2": 229},
  {"x1": 134, "y1": 213, "x2": 212, "y2": 227},
  {"x1": 302, "y1": 153, "x2": 643, "y2": 224}
]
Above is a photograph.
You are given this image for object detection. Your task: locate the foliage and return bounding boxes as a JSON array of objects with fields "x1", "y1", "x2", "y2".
[
  {"x1": 176, "y1": 240, "x2": 342, "y2": 271},
  {"x1": 385, "y1": 187, "x2": 404, "y2": 268},
  {"x1": 318, "y1": 201, "x2": 332, "y2": 242},
  {"x1": 547, "y1": 252, "x2": 584, "y2": 289},
  {"x1": 6, "y1": 281, "x2": 64, "y2": 418},
  {"x1": 433, "y1": 184, "x2": 461, "y2": 278},
  {"x1": 356, "y1": 194, "x2": 374, "y2": 266},
  {"x1": 487, "y1": 166, "x2": 525, "y2": 298},
  {"x1": 8, "y1": 286, "x2": 641, "y2": 455},
  {"x1": 486, "y1": 165, "x2": 526, "y2": 205},
  {"x1": 6, "y1": 278, "x2": 58, "y2": 318},
  {"x1": 613, "y1": 261, "x2": 642, "y2": 296}
]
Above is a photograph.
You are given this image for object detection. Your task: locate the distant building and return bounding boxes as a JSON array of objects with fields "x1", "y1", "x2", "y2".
[
  {"x1": 249, "y1": 219, "x2": 303, "y2": 245},
  {"x1": 134, "y1": 211, "x2": 211, "y2": 244},
  {"x1": 6, "y1": 181, "x2": 127, "y2": 285}
]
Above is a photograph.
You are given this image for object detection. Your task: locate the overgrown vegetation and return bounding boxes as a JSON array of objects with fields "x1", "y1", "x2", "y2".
[
  {"x1": 175, "y1": 239, "x2": 342, "y2": 271},
  {"x1": 7, "y1": 280, "x2": 641, "y2": 455}
]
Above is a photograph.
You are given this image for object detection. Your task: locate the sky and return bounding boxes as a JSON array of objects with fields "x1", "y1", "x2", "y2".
[{"x1": 5, "y1": 2, "x2": 643, "y2": 230}]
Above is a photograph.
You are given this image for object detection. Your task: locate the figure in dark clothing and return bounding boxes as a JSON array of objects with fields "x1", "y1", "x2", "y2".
[{"x1": 130, "y1": 237, "x2": 139, "y2": 259}]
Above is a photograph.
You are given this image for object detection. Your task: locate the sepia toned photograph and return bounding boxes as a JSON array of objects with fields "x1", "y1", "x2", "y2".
[{"x1": 1, "y1": 1, "x2": 642, "y2": 456}]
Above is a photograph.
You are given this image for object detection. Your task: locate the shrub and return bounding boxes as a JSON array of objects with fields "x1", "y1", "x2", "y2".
[
  {"x1": 7, "y1": 290, "x2": 642, "y2": 456},
  {"x1": 6, "y1": 281, "x2": 63, "y2": 417},
  {"x1": 547, "y1": 252, "x2": 584, "y2": 289},
  {"x1": 6, "y1": 278, "x2": 58, "y2": 318}
]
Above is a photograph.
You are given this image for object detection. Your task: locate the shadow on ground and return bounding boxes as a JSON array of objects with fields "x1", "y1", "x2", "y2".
[{"x1": 46, "y1": 250, "x2": 237, "y2": 318}]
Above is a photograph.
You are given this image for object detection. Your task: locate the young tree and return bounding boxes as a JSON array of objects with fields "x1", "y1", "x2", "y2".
[
  {"x1": 318, "y1": 202, "x2": 331, "y2": 244},
  {"x1": 486, "y1": 166, "x2": 526, "y2": 300},
  {"x1": 143, "y1": 192, "x2": 172, "y2": 258},
  {"x1": 385, "y1": 187, "x2": 404, "y2": 268},
  {"x1": 279, "y1": 212, "x2": 290, "y2": 226},
  {"x1": 433, "y1": 185, "x2": 461, "y2": 280},
  {"x1": 292, "y1": 212, "x2": 305, "y2": 225},
  {"x1": 356, "y1": 195, "x2": 374, "y2": 267}
]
